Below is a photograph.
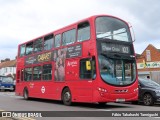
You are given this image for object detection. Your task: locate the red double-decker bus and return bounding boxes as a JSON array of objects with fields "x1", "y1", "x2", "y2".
[{"x1": 16, "y1": 15, "x2": 138, "y2": 105}]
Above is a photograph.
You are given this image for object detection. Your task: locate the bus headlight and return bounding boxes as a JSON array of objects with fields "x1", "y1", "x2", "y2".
[
  {"x1": 98, "y1": 87, "x2": 107, "y2": 92},
  {"x1": 98, "y1": 87, "x2": 107, "y2": 97}
]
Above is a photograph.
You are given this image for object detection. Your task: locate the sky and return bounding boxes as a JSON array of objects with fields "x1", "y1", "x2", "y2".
[{"x1": 0, "y1": 0, "x2": 160, "y2": 60}]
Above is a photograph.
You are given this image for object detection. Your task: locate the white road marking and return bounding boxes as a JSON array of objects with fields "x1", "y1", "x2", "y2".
[
  {"x1": 97, "y1": 109, "x2": 112, "y2": 111},
  {"x1": 0, "y1": 92, "x2": 21, "y2": 98}
]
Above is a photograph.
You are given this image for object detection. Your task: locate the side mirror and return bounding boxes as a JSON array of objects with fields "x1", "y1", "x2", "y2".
[
  {"x1": 86, "y1": 61, "x2": 91, "y2": 71},
  {"x1": 128, "y1": 22, "x2": 136, "y2": 42}
]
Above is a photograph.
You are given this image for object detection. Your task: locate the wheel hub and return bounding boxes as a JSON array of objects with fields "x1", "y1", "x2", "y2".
[{"x1": 64, "y1": 92, "x2": 71, "y2": 101}]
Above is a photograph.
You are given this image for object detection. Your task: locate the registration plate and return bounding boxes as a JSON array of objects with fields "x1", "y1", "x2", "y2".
[{"x1": 116, "y1": 99, "x2": 125, "y2": 102}]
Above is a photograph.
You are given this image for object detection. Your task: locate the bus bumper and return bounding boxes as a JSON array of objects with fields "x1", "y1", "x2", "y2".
[{"x1": 93, "y1": 90, "x2": 138, "y2": 102}]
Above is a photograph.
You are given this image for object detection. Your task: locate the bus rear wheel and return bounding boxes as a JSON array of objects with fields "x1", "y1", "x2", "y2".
[
  {"x1": 62, "y1": 88, "x2": 72, "y2": 106},
  {"x1": 23, "y1": 89, "x2": 29, "y2": 100}
]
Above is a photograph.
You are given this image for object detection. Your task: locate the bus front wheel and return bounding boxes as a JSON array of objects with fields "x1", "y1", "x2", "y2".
[
  {"x1": 62, "y1": 88, "x2": 72, "y2": 106},
  {"x1": 23, "y1": 89, "x2": 29, "y2": 100}
]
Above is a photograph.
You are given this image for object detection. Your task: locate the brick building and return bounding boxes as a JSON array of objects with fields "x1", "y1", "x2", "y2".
[{"x1": 136, "y1": 44, "x2": 160, "y2": 83}]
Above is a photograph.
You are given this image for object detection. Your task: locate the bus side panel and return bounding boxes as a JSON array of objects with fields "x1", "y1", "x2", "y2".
[{"x1": 65, "y1": 58, "x2": 93, "y2": 103}]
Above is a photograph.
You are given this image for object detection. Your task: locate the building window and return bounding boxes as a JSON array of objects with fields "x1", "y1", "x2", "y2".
[
  {"x1": 77, "y1": 22, "x2": 90, "y2": 42},
  {"x1": 26, "y1": 42, "x2": 33, "y2": 55},
  {"x1": 44, "y1": 34, "x2": 54, "y2": 50},
  {"x1": 33, "y1": 66, "x2": 42, "y2": 81},
  {"x1": 34, "y1": 38, "x2": 43, "y2": 53},
  {"x1": 54, "y1": 34, "x2": 61, "y2": 48},
  {"x1": 19, "y1": 44, "x2": 25, "y2": 57},
  {"x1": 62, "y1": 29, "x2": 76, "y2": 46},
  {"x1": 24, "y1": 68, "x2": 32, "y2": 81},
  {"x1": 42, "y1": 64, "x2": 52, "y2": 80},
  {"x1": 146, "y1": 50, "x2": 151, "y2": 61}
]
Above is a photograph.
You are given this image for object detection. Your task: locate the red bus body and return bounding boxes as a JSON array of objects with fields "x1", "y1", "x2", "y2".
[{"x1": 16, "y1": 15, "x2": 138, "y2": 105}]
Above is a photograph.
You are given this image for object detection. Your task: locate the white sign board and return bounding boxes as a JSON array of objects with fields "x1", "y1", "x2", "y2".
[{"x1": 137, "y1": 61, "x2": 160, "y2": 69}]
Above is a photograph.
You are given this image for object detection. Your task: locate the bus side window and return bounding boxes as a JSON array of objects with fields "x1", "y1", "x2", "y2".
[
  {"x1": 62, "y1": 29, "x2": 76, "y2": 46},
  {"x1": 24, "y1": 68, "x2": 32, "y2": 81},
  {"x1": 54, "y1": 34, "x2": 61, "y2": 48},
  {"x1": 42, "y1": 64, "x2": 52, "y2": 81},
  {"x1": 19, "y1": 44, "x2": 25, "y2": 57},
  {"x1": 33, "y1": 66, "x2": 42, "y2": 81},
  {"x1": 26, "y1": 42, "x2": 33, "y2": 55},
  {"x1": 80, "y1": 59, "x2": 92, "y2": 79},
  {"x1": 34, "y1": 38, "x2": 43, "y2": 53},
  {"x1": 44, "y1": 34, "x2": 54, "y2": 50},
  {"x1": 77, "y1": 22, "x2": 90, "y2": 42}
]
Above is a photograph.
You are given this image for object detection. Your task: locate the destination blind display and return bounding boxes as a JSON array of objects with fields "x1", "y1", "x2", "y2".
[{"x1": 101, "y1": 43, "x2": 131, "y2": 54}]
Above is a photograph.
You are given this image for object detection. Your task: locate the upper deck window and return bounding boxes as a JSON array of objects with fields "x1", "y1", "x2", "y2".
[
  {"x1": 77, "y1": 22, "x2": 90, "y2": 42},
  {"x1": 96, "y1": 17, "x2": 131, "y2": 42},
  {"x1": 26, "y1": 42, "x2": 33, "y2": 55},
  {"x1": 34, "y1": 38, "x2": 43, "y2": 53},
  {"x1": 62, "y1": 29, "x2": 76, "y2": 46},
  {"x1": 44, "y1": 34, "x2": 54, "y2": 50},
  {"x1": 54, "y1": 34, "x2": 61, "y2": 48},
  {"x1": 19, "y1": 44, "x2": 25, "y2": 57}
]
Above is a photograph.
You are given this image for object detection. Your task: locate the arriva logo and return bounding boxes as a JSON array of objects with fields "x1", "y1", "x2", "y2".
[{"x1": 67, "y1": 61, "x2": 77, "y2": 67}]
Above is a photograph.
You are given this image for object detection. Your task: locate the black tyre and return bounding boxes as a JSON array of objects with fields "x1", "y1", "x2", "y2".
[
  {"x1": 62, "y1": 88, "x2": 72, "y2": 106},
  {"x1": 23, "y1": 89, "x2": 29, "y2": 100},
  {"x1": 143, "y1": 93, "x2": 154, "y2": 106},
  {"x1": 131, "y1": 101, "x2": 138, "y2": 104},
  {"x1": 98, "y1": 102, "x2": 107, "y2": 106}
]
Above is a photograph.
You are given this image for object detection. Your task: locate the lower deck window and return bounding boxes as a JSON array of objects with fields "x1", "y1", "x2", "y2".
[
  {"x1": 24, "y1": 68, "x2": 32, "y2": 81},
  {"x1": 33, "y1": 66, "x2": 42, "y2": 81},
  {"x1": 42, "y1": 64, "x2": 52, "y2": 80}
]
